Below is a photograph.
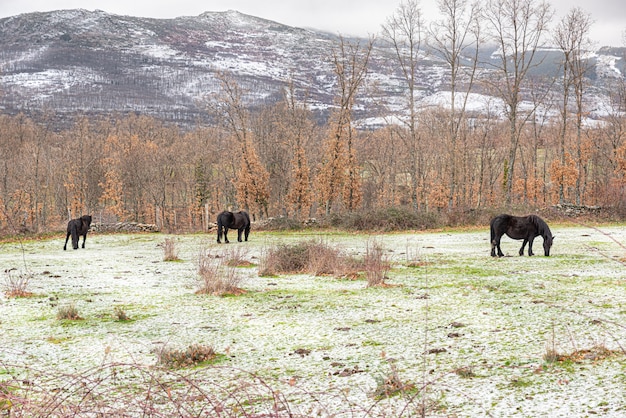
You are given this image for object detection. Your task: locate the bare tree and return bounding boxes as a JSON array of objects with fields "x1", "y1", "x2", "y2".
[
  {"x1": 429, "y1": 0, "x2": 482, "y2": 209},
  {"x1": 281, "y1": 82, "x2": 315, "y2": 219},
  {"x1": 482, "y1": 0, "x2": 553, "y2": 204},
  {"x1": 381, "y1": 0, "x2": 424, "y2": 211},
  {"x1": 553, "y1": 7, "x2": 593, "y2": 204}
]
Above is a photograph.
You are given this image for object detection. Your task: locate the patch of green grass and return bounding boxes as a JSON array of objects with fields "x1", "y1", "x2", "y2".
[
  {"x1": 46, "y1": 336, "x2": 71, "y2": 344},
  {"x1": 510, "y1": 377, "x2": 533, "y2": 388}
]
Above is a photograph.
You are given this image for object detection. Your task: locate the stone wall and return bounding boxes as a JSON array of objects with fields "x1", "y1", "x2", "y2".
[{"x1": 91, "y1": 222, "x2": 160, "y2": 233}]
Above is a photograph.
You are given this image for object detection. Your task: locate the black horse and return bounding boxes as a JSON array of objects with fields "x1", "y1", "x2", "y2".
[
  {"x1": 216, "y1": 211, "x2": 251, "y2": 243},
  {"x1": 63, "y1": 215, "x2": 92, "y2": 250},
  {"x1": 490, "y1": 214, "x2": 554, "y2": 257}
]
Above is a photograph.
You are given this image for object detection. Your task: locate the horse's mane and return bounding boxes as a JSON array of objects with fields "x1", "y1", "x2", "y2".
[{"x1": 529, "y1": 214, "x2": 551, "y2": 236}]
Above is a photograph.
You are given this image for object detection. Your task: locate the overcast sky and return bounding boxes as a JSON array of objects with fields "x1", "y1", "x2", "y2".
[{"x1": 0, "y1": 0, "x2": 623, "y2": 47}]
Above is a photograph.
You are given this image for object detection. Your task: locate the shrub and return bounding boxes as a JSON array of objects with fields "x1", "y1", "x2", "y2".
[
  {"x1": 222, "y1": 246, "x2": 252, "y2": 267},
  {"x1": 364, "y1": 240, "x2": 391, "y2": 287},
  {"x1": 196, "y1": 250, "x2": 243, "y2": 296},
  {"x1": 259, "y1": 240, "x2": 356, "y2": 277},
  {"x1": 2, "y1": 268, "x2": 33, "y2": 298}
]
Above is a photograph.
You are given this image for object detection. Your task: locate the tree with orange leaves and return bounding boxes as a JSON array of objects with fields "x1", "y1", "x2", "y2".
[
  {"x1": 213, "y1": 73, "x2": 270, "y2": 219},
  {"x1": 317, "y1": 36, "x2": 371, "y2": 214}
]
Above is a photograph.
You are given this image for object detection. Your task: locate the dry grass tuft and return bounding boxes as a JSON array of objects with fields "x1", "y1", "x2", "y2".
[
  {"x1": 372, "y1": 361, "x2": 415, "y2": 399},
  {"x1": 222, "y1": 245, "x2": 253, "y2": 267},
  {"x1": 160, "y1": 237, "x2": 180, "y2": 261},
  {"x1": 196, "y1": 250, "x2": 245, "y2": 296},
  {"x1": 364, "y1": 240, "x2": 391, "y2": 287},
  {"x1": 3, "y1": 268, "x2": 34, "y2": 298},
  {"x1": 155, "y1": 343, "x2": 217, "y2": 368},
  {"x1": 114, "y1": 306, "x2": 131, "y2": 321},
  {"x1": 546, "y1": 345, "x2": 621, "y2": 364},
  {"x1": 57, "y1": 303, "x2": 82, "y2": 320}
]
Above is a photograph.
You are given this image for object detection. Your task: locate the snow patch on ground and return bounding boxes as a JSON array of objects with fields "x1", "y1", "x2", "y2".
[{"x1": 1, "y1": 225, "x2": 626, "y2": 415}]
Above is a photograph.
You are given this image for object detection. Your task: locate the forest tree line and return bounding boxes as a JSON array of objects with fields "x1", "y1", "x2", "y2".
[{"x1": 1, "y1": 0, "x2": 625, "y2": 233}]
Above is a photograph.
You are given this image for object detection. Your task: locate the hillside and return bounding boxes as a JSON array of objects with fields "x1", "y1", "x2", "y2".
[{"x1": 0, "y1": 9, "x2": 624, "y2": 129}]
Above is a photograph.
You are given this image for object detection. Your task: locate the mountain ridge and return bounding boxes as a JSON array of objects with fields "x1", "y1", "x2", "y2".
[{"x1": 0, "y1": 9, "x2": 624, "y2": 129}]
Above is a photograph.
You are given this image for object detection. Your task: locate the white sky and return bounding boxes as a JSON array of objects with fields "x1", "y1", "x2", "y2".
[{"x1": 0, "y1": 0, "x2": 624, "y2": 47}]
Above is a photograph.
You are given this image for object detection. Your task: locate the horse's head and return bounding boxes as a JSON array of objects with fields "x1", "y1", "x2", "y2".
[{"x1": 543, "y1": 234, "x2": 554, "y2": 256}]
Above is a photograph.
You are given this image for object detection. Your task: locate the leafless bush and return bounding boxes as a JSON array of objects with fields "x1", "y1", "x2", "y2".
[
  {"x1": 160, "y1": 237, "x2": 179, "y2": 261},
  {"x1": 306, "y1": 241, "x2": 355, "y2": 276},
  {"x1": 364, "y1": 240, "x2": 391, "y2": 287},
  {"x1": 0, "y1": 360, "x2": 446, "y2": 417},
  {"x1": 2, "y1": 268, "x2": 33, "y2": 298},
  {"x1": 259, "y1": 239, "x2": 357, "y2": 277},
  {"x1": 196, "y1": 249, "x2": 243, "y2": 296},
  {"x1": 222, "y1": 245, "x2": 252, "y2": 267}
]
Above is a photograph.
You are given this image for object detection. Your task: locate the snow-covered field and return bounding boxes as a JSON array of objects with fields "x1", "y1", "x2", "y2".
[{"x1": 1, "y1": 225, "x2": 626, "y2": 416}]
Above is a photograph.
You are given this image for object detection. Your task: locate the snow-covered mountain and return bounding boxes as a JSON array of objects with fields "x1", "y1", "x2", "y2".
[{"x1": 0, "y1": 9, "x2": 624, "y2": 129}]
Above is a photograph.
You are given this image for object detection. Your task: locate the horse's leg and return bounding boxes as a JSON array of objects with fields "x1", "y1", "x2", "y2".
[
  {"x1": 519, "y1": 239, "x2": 528, "y2": 256},
  {"x1": 81, "y1": 233, "x2": 87, "y2": 249},
  {"x1": 223, "y1": 228, "x2": 230, "y2": 243},
  {"x1": 64, "y1": 232, "x2": 71, "y2": 251},
  {"x1": 527, "y1": 237, "x2": 535, "y2": 256},
  {"x1": 244, "y1": 225, "x2": 250, "y2": 241},
  {"x1": 217, "y1": 226, "x2": 222, "y2": 244},
  {"x1": 71, "y1": 227, "x2": 79, "y2": 250},
  {"x1": 237, "y1": 227, "x2": 243, "y2": 242},
  {"x1": 493, "y1": 234, "x2": 504, "y2": 257}
]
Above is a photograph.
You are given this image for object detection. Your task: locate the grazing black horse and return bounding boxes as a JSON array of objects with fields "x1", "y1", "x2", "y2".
[
  {"x1": 64, "y1": 215, "x2": 92, "y2": 250},
  {"x1": 490, "y1": 214, "x2": 554, "y2": 257},
  {"x1": 216, "y1": 211, "x2": 251, "y2": 243}
]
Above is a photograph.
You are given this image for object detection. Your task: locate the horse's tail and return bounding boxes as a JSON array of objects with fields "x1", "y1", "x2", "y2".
[
  {"x1": 216, "y1": 213, "x2": 224, "y2": 242},
  {"x1": 70, "y1": 221, "x2": 79, "y2": 249},
  {"x1": 489, "y1": 216, "x2": 498, "y2": 246}
]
